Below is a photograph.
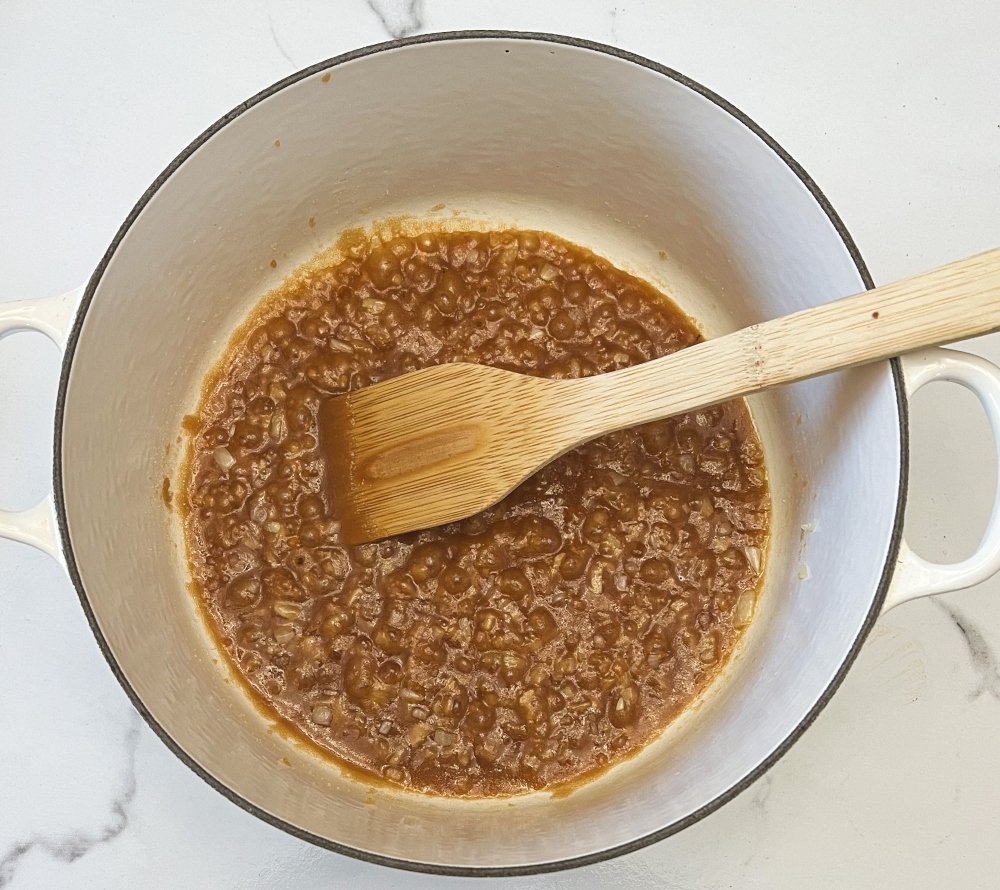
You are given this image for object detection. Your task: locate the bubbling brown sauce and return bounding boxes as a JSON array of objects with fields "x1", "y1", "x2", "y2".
[{"x1": 182, "y1": 228, "x2": 769, "y2": 796}]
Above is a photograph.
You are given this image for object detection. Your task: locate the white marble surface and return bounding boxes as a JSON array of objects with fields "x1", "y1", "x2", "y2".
[{"x1": 2, "y1": 1, "x2": 1000, "y2": 886}]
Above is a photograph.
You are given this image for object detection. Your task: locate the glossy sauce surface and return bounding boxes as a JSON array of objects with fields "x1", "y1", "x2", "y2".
[{"x1": 182, "y1": 229, "x2": 770, "y2": 796}]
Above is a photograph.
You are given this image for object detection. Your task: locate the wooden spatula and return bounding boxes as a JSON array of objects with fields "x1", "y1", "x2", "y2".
[{"x1": 321, "y1": 247, "x2": 1000, "y2": 544}]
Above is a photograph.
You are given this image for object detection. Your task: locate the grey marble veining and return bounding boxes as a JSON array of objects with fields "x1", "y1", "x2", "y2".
[
  {"x1": 750, "y1": 774, "x2": 773, "y2": 813},
  {"x1": 267, "y1": 14, "x2": 297, "y2": 66},
  {"x1": 0, "y1": 713, "x2": 141, "y2": 888},
  {"x1": 939, "y1": 603, "x2": 1000, "y2": 701},
  {"x1": 366, "y1": 0, "x2": 424, "y2": 39}
]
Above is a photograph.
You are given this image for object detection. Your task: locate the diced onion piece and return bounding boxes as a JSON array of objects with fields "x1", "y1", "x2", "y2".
[
  {"x1": 327, "y1": 338, "x2": 354, "y2": 353},
  {"x1": 311, "y1": 704, "x2": 332, "y2": 726},
  {"x1": 213, "y1": 446, "x2": 236, "y2": 471},
  {"x1": 406, "y1": 722, "x2": 431, "y2": 745},
  {"x1": 744, "y1": 546, "x2": 762, "y2": 573},
  {"x1": 734, "y1": 591, "x2": 755, "y2": 627},
  {"x1": 539, "y1": 263, "x2": 559, "y2": 281},
  {"x1": 273, "y1": 601, "x2": 301, "y2": 620}
]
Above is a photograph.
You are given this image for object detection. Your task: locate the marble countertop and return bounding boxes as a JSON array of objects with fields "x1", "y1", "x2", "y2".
[{"x1": 2, "y1": 1, "x2": 999, "y2": 887}]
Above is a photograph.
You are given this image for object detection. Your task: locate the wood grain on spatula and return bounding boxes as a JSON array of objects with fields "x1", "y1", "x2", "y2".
[{"x1": 321, "y1": 247, "x2": 1000, "y2": 544}]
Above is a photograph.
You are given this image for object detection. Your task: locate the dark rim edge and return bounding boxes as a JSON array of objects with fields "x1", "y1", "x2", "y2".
[{"x1": 52, "y1": 29, "x2": 907, "y2": 878}]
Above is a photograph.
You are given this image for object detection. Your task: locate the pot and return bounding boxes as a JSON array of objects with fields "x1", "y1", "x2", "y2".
[{"x1": 3, "y1": 32, "x2": 1000, "y2": 876}]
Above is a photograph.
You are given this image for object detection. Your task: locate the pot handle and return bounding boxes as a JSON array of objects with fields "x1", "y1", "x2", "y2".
[
  {"x1": 0, "y1": 288, "x2": 82, "y2": 561},
  {"x1": 882, "y1": 346, "x2": 1000, "y2": 612}
]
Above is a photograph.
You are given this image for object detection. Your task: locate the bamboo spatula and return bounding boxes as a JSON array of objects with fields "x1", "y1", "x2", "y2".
[{"x1": 321, "y1": 247, "x2": 1000, "y2": 544}]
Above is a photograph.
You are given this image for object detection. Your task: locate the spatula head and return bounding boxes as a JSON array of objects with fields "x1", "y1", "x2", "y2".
[{"x1": 320, "y1": 362, "x2": 571, "y2": 544}]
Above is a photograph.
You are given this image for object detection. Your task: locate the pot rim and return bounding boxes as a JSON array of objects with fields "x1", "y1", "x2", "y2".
[{"x1": 51, "y1": 30, "x2": 908, "y2": 877}]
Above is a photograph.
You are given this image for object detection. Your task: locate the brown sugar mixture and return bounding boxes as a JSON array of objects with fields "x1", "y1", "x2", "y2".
[{"x1": 181, "y1": 229, "x2": 770, "y2": 796}]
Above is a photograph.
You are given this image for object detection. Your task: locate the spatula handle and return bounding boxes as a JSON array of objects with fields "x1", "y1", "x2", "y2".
[{"x1": 578, "y1": 246, "x2": 1000, "y2": 437}]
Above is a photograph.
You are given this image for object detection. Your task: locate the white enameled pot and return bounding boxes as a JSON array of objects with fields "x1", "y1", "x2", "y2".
[{"x1": 3, "y1": 32, "x2": 1000, "y2": 876}]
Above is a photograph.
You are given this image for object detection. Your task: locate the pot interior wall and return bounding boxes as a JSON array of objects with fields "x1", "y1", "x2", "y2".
[{"x1": 60, "y1": 37, "x2": 900, "y2": 869}]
